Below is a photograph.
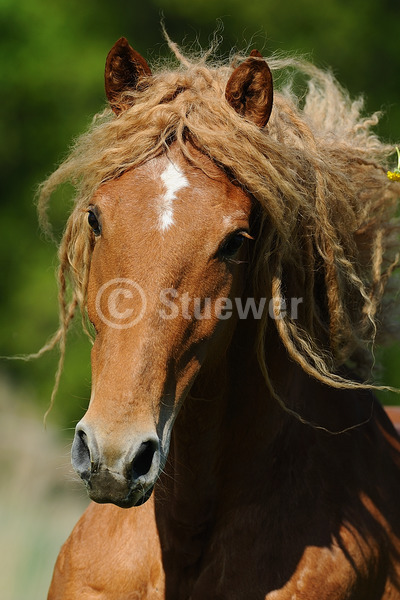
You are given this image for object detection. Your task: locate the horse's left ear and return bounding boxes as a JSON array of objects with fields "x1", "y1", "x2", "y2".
[
  {"x1": 105, "y1": 37, "x2": 152, "y2": 115},
  {"x1": 225, "y1": 50, "x2": 273, "y2": 128}
]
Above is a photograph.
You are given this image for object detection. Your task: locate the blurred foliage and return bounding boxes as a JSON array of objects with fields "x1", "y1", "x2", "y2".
[
  {"x1": 0, "y1": 380, "x2": 88, "y2": 600},
  {"x1": 1, "y1": 0, "x2": 400, "y2": 430}
]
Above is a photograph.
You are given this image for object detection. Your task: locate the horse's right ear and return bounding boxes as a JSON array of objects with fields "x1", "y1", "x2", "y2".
[{"x1": 105, "y1": 38, "x2": 152, "y2": 115}]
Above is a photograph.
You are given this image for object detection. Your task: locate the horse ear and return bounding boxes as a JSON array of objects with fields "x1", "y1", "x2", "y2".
[
  {"x1": 105, "y1": 37, "x2": 152, "y2": 115},
  {"x1": 225, "y1": 50, "x2": 273, "y2": 128}
]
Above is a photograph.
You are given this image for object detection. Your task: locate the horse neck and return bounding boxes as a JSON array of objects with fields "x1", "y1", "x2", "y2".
[{"x1": 156, "y1": 318, "x2": 291, "y2": 530}]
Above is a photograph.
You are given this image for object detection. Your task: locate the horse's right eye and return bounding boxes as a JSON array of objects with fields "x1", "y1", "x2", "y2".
[{"x1": 88, "y1": 210, "x2": 101, "y2": 236}]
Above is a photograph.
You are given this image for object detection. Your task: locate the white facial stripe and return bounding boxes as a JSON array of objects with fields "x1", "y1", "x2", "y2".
[{"x1": 158, "y1": 162, "x2": 189, "y2": 231}]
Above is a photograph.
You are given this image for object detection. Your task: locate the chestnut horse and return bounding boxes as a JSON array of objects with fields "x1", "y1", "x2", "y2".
[{"x1": 45, "y1": 39, "x2": 400, "y2": 599}]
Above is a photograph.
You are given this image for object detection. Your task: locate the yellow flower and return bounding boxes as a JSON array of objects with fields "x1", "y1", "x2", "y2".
[
  {"x1": 387, "y1": 170, "x2": 400, "y2": 181},
  {"x1": 387, "y1": 147, "x2": 400, "y2": 181}
]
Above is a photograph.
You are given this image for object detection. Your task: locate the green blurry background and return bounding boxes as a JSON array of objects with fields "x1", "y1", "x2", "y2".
[{"x1": 1, "y1": 1, "x2": 399, "y2": 598}]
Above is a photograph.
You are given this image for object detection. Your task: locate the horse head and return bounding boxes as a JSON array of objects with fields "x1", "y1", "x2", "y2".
[{"x1": 71, "y1": 38, "x2": 273, "y2": 507}]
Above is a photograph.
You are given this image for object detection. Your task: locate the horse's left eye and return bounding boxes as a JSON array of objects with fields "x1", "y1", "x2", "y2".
[
  {"x1": 219, "y1": 232, "x2": 246, "y2": 259},
  {"x1": 88, "y1": 210, "x2": 101, "y2": 236}
]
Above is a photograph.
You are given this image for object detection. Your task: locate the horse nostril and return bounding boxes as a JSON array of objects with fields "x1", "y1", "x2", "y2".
[
  {"x1": 130, "y1": 439, "x2": 159, "y2": 480},
  {"x1": 71, "y1": 426, "x2": 93, "y2": 479}
]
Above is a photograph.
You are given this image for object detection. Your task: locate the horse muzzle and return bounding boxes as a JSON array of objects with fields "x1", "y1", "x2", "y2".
[{"x1": 71, "y1": 422, "x2": 161, "y2": 508}]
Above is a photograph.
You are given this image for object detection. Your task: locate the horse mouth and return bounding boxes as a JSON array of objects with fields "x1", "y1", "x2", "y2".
[
  {"x1": 132, "y1": 486, "x2": 154, "y2": 507},
  {"x1": 82, "y1": 471, "x2": 156, "y2": 508}
]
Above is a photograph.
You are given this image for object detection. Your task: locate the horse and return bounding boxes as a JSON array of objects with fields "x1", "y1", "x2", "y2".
[{"x1": 41, "y1": 37, "x2": 400, "y2": 599}]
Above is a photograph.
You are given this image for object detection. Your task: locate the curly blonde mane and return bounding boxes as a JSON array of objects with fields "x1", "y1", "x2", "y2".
[{"x1": 36, "y1": 41, "x2": 400, "y2": 417}]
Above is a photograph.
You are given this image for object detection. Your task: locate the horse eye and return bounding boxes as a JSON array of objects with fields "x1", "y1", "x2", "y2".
[
  {"x1": 219, "y1": 232, "x2": 246, "y2": 259},
  {"x1": 88, "y1": 210, "x2": 101, "y2": 236}
]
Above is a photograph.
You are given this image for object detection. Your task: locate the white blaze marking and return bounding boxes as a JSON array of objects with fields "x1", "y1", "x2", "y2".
[{"x1": 158, "y1": 162, "x2": 188, "y2": 231}]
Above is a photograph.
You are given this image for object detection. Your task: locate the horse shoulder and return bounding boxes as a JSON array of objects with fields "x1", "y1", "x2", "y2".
[
  {"x1": 47, "y1": 499, "x2": 164, "y2": 599},
  {"x1": 262, "y1": 522, "x2": 396, "y2": 600},
  {"x1": 190, "y1": 508, "x2": 397, "y2": 599}
]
